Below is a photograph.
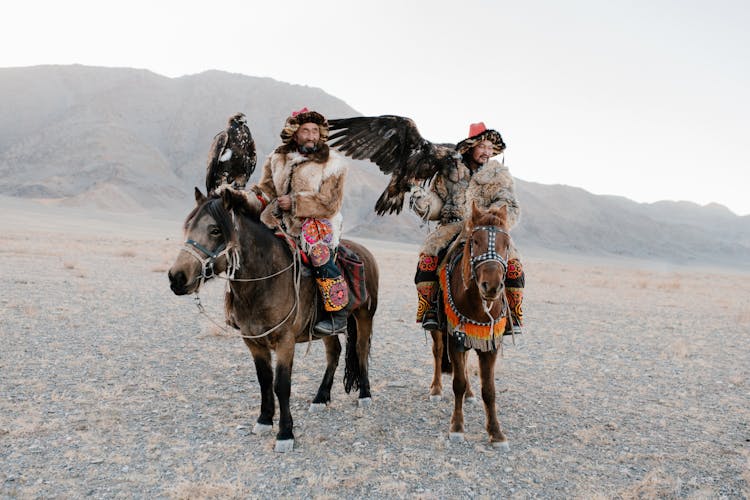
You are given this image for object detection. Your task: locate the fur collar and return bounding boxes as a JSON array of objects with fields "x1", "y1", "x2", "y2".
[
  {"x1": 275, "y1": 142, "x2": 330, "y2": 163},
  {"x1": 470, "y1": 159, "x2": 509, "y2": 185}
]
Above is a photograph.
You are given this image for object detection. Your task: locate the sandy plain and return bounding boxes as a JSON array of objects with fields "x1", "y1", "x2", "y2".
[{"x1": 1, "y1": 197, "x2": 749, "y2": 498}]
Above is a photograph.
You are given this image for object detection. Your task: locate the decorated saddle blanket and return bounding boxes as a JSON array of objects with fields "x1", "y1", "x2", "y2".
[
  {"x1": 273, "y1": 232, "x2": 368, "y2": 310},
  {"x1": 438, "y1": 247, "x2": 507, "y2": 352}
]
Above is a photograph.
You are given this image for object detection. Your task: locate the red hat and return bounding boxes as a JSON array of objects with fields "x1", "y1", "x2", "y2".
[
  {"x1": 456, "y1": 122, "x2": 506, "y2": 155},
  {"x1": 468, "y1": 122, "x2": 487, "y2": 137}
]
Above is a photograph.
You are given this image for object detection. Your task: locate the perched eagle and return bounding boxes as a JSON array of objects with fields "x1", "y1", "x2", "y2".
[
  {"x1": 327, "y1": 115, "x2": 459, "y2": 215},
  {"x1": 205, "y1": 113, "x2": 257, "y2": 193}
]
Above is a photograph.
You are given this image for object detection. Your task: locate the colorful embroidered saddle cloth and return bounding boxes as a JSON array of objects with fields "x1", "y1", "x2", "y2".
[
  {"x1": 438, "y1": 246, "x2": 507, "y2": 352},
  {"x1": 273, "y1": 232, "x2": 368, "y2": 311}
]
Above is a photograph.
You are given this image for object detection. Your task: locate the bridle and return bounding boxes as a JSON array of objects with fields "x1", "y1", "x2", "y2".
[
  {"x1": 469, "y1": 225, "x2": 509, "y2": 281},
  {"x1": 179, "y1": 238, "x2": 234, "y2": 287},
  {"x1": 178, "y1": 217, "x2": 303, "y2": 341}
]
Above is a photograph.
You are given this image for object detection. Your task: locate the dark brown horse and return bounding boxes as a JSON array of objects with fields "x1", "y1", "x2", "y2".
[
  {"x1": 429, "y1": 202, "x2": 513, "y2": 449},
  {"x1": 168, "y1": 188, "x2": 378, "y2": 452}
]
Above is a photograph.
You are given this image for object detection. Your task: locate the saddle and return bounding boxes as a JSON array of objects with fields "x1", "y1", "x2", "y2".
[{"x1": 336, "y1": 242, "x2": 368, "y2": 311}]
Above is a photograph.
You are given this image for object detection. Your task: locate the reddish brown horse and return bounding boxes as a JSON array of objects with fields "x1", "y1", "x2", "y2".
[
  {"x1": 168, "y1": 188, "x2": 378, "y2": 452},
  {"x1": 429, "y1": 202, "x2": 513, "y2": 449}
]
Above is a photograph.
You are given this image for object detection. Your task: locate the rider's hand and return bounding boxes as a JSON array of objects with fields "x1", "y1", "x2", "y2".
[{"x1": 277, "y1": 195, "x2": 292, "y2": 211}]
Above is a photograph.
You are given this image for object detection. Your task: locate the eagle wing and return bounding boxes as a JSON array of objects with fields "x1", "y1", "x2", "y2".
[
  {"x1": 205, "y1": 131, "x2": 229, "y2": 193},
  {"x1": 328, "y1": 115, "x2": 457, "y2": 215},
  {"x1": 231, "y1": 118, "x2": 257, "y2": 188}
]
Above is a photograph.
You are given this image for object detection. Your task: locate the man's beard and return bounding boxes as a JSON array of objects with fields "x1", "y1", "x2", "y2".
[{"x1": 297, "y1": 143, "x2": 319, "y2": 154}]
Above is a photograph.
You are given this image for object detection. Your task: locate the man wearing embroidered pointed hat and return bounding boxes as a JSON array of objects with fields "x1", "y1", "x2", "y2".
[
  {"x1": 327, "y1": 115, "x2": 524, "y2": 334},
  {"x1": 250, "y1": 108, "x2": 351, "y2": 336},
  {"x1": 410, "y1": 122, "x2": 524, "y2": 334}
]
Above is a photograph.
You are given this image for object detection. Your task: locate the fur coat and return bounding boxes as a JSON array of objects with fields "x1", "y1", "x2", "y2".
[
  {"x1": 251, "y1": 145, "x2": 347, "y2": 246},
  {"x1": 412, "y1": 159, "x2": 520, "y2": 255}
]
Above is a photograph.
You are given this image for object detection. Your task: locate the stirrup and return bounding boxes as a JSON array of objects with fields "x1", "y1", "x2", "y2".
[{"x1": 503, "y1": 317, "x2": 522, "y2": 336}]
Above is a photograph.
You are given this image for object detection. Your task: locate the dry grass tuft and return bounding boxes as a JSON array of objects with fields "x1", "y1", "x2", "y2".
[
  {"x1": 168, "y1": 481, "x2": 250, "y2": 499},
  {"x1": 657, "y1": 279, "x2": 682, "y2": 291},
  {"x1": 619, "y1": 469, "x2": 682, "y2": 499}
]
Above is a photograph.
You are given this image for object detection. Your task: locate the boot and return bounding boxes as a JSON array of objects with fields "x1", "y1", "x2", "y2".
[
  {"x1": 313, "y1": 275, "x2": 350, "y2": 337},
  {"x1": 313, "y1": 309, "x2": 349, "y2": 337}
]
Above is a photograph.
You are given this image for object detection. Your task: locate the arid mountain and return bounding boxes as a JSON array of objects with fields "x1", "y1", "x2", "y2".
[{"x1": 1, "y1": 65, "x2": 748, "y2": 268}]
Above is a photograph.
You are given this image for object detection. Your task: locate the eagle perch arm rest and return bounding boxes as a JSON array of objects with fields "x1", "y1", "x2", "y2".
[{"x1": 409, "y1": 184, "x2": 443, "y2": 221}]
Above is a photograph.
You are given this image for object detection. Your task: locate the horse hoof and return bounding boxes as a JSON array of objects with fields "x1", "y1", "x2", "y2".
[
  {"x1": 429, "y1": 394, "x2": 443, "y2": 402},
  {"x1": 358, "y1": 397, "x2": 373, "y2": 408},
  {"x1": 252, "y1": 423, "x2": 273, "y2": 435},
  {"x1": 449, "y1": 432, "x2": 465, "y2": 442},
  {"x1": 465, "y1": 396, "x2": 478, "y2": 404},
  {"x1": 492, "y1": 440, "x2": 510, "y2": 452},
  {"x1": 274, "y1": 439, "x2": 294, "y2": 453},
  {"x1": 309, "y1": 403, "x2": 327, "y2": 413}
]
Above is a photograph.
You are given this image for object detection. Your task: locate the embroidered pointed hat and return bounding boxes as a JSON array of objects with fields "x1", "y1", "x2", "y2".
[
  {"x1": 456, "y1": 122, "x2": 505, "y2": 155},
  {"x1": 280, "y1": 107, "x2": 330, "y2": 144}
]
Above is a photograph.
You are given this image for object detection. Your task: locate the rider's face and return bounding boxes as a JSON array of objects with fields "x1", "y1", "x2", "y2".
[
  {"x1": 471, "y1": 140, "x2": 495, "y2": 165},
  {"x1": 294, "y1": 122, "x2": 321, "y2": 149}
]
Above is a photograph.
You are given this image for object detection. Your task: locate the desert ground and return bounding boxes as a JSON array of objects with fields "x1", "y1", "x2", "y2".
[{"x1": 1, "y1": 197, "x2": 749, "y2": 499}]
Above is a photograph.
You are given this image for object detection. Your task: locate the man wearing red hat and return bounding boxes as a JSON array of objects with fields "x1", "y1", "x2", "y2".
[
  {"x1": 249, "y1": 108, "x2": 351, "y2": 336},
  {"x1": 411, "y1": 122, "x2": 524, "y2": 334}
]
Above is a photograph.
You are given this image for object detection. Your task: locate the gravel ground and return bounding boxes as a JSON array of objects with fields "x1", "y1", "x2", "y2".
[{"x1": 1, "y1": 204, "x2": 749, "y2": 499}]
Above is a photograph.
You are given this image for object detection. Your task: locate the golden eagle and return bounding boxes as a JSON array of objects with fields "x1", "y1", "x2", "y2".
[
  {"x1": 205, "y1": 113, "x2": 257, "y2": 193},
  {"x1": 328, "y1": 115, "x2": 460, "y2": 215}
]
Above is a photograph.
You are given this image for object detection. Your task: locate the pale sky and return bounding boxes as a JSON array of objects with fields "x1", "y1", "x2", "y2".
[{"x1": 2, "y1": 0, "x2": 749, "y2": 215}]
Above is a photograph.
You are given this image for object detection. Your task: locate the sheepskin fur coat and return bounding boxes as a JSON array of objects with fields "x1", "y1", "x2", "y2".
[
  {"x1": 412, "y1": 159, "x2": 520, "y2": 255},
  {"x1": 252, "y1": 145, "x2": 348, "y2": 246}
]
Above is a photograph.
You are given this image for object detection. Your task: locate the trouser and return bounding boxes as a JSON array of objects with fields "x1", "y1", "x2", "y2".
[
  {"x1": 414, "y1": 253, "x2": 440, "y2": 322},
  {"x1": 414, "y1": 252, "x2": 524, "y2": 325},
  {"x1": 505, "y1": 258, "x2": 524, "y2": 326}
]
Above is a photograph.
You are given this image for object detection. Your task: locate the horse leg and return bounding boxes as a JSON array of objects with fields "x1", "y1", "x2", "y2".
[
  {"x1": 448, "y1": 343, "x2": 468, "y2": 441},
  {"x1": 429, "y1": 330, "x2": 444, "y2": 401},
  {"x1": 244, "y1": 340, "x2": 274, "y2": 436},
  {"x1": 353, "y1": 309, "x2": 372, "y2": 406},
  {"x1": 477, "y1": 350, "x2": 509, "y2": 450},
  {"x1": 310, "y1": 336, "x2": 341, "y2": 411},
  {"x1": 273, "y1": 337, "x2": 296, "y2": 452}
]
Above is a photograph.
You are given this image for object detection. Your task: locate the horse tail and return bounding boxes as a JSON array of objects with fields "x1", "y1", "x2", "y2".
[
  {"x1": 441, "y1": 331, "x2": 451, "y2": 373},
  {"x1": 343, "y1": 315, "x2": 360, "y2": 393}
]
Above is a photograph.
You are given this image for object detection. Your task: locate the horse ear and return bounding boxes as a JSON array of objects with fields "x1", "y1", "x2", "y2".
[
  {"x1": 194, "y1": 187, "x2": 206, "y2": 205},
  {"x1": 470, "y1": 200, "x2": 481, "y2": 221},
  {"x1": 490, "y1": 204, "x2": 509, "y2": 228},
  {"x1": 221, "y1": 187, "x2": 236, "y2": 211}
]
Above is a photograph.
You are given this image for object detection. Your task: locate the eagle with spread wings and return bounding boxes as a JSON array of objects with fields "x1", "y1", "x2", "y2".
[
  {"x1": 327, "y1": 115, "x2": 460, "y2": 215},
  {"x1": 205, "y1": 113, "x2": 257, "y2": 193}
]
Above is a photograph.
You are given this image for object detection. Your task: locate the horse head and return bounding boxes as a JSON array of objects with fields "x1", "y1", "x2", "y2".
[
  {"x1": 460, "y1": 201, "x2": 511, "y2": 302},
  {"x1": 168, "y1": 186, "x2": 260, "y2": 295}
]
